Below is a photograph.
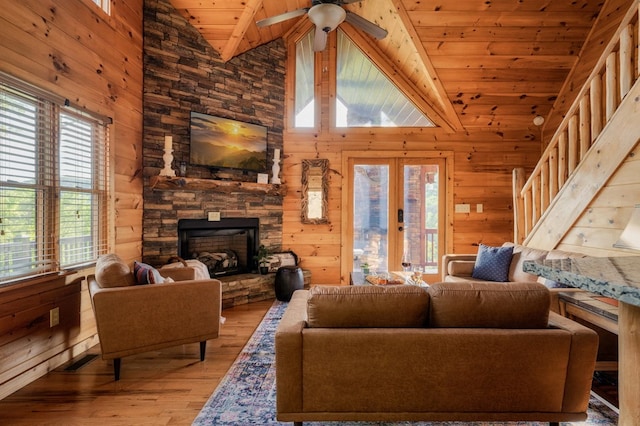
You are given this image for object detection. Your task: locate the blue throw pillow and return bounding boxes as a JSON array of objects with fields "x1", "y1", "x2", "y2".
[
  {"x1": 471, "y1": 244, "x2": 514, "y2": 282},
  {"x1": 133, "y1": 261, "x2": 163, "y2": 285}
]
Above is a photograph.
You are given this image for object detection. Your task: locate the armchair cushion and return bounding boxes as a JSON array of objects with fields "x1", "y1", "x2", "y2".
[
  {"x1": 471, "y1": 244, "x2": 513, "y2": 282},
  {"x1": 95, "y1": 253, "x2": 135, "y2": 288}
]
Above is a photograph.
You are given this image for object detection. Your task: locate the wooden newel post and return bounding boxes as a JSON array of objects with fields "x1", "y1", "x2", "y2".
[{"x1": 512, "y1": 168, "x2": 526, "y2": 244}]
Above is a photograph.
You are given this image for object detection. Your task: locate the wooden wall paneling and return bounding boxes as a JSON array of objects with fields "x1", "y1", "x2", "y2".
[{"x1": 0, "y1": 0, "x2": 144, "y2": 398}]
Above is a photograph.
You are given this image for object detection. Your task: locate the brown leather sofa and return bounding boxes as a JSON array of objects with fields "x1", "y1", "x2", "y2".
[
  {"x1": 88, "y1": 254, "x2": 222, "y2": 380},
  {"x1": 275, "y1": 282, "x2": 598, "y2": 425},
  {"x1": 441, "y1": 242, "x2": 588, "y2": 312}
]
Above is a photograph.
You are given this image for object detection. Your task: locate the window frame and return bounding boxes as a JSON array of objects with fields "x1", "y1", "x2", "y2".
[{"x1": 0, "y1": 73, "x2": 110, "y2": 285}]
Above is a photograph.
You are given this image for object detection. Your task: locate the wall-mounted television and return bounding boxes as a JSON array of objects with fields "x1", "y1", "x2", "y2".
[{"x1": 189, "y1": 111, "x2": 268, "y2": 173}]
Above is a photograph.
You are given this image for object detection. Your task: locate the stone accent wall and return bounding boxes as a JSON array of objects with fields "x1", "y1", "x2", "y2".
[
  {"x1": 219, "y1": 270, "x2": 311, "y2": 310},
  {"x1": 141, "y1": 0, "x2": 286, "y2": 267}
]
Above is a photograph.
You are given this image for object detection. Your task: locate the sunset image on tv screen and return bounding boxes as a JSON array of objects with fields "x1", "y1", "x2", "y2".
[{"x1": 190, "y1": 112, "x2": 268, "y2": 172}]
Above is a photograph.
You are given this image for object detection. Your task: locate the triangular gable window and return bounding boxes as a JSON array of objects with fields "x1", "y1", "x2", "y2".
[{"x1": 336, "y1": 30, "x2": 434, "y2": 128}]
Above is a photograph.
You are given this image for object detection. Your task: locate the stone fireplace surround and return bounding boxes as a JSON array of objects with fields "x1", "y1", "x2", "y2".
[{"x1": 142, "y1": 177, "x2": 290, "y2": 308}]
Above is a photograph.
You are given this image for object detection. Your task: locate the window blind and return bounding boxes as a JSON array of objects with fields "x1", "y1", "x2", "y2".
[
  {"x1": 0, "y1": 74, "x2": 110, "y2": 283},
  {"x1": 0, "y1": 85, "x2": 57, "y2": 280}
]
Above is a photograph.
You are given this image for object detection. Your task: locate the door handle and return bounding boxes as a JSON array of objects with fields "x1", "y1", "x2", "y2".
[{"x1": 398, "y1": 209, "x2": 404, "y2": 231}]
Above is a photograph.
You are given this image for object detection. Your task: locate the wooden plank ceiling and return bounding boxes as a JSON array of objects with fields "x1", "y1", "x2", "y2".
[{"x1": 169, "y1": 0, "x2": 606, "y2": 131}]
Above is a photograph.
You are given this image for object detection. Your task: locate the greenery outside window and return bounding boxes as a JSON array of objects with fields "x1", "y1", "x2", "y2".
[{"x1": 0, "y1": 75, "x2": 110, "y2": 284}]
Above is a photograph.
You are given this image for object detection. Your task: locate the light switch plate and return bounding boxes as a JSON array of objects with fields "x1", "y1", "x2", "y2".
[
  {"x1": 208, "y1": 211, "x2": 221, "y2": 221},
  {"x1": 476, "y1": 204, "x2": 484, "y2": 213},
  {"x1": 455, "y1": 204, "x2": 471, "y2": 213}
]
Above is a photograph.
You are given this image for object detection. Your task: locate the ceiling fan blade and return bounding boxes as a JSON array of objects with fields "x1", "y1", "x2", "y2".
[
  {"x1": 344, "y1": 11, "x2": 388, "y2": 40},
  {"x1": 256, "y1": 9, "x2": 308, "y2": 27},
  {"x1": 313, "y1": 26, "x2": 328, "y2": 51}
]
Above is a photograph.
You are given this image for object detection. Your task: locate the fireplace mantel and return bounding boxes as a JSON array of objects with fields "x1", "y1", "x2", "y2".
[{"x1": 150, "y1": 176, "x2": 287, "y2": 196}]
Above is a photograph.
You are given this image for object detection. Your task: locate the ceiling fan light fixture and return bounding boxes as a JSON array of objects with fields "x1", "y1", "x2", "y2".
[{"x1": 308, "y1": 3, "x2": 346, "y2": 32}]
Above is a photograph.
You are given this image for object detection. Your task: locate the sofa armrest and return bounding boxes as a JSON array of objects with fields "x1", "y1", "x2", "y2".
[
  {"x1": 89, "y1": 276, "x2": 222, "y2": 359},
  {"x1": 548, "y1": 311, "x2": 599, "y2": 413},
  {"x1": 441, "y1": 254, "x2": 477, "y2": 281},
  {"x1": 275, "y1": 290, "x2": 308, "y2": 415}
]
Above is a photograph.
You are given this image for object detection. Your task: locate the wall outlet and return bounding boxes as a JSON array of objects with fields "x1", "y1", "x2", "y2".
[
  {"x1": 208, "y1": 211, "x2": 221, "y2": 221},
  {"x1": 49, "y1": 307, "x2": 59, "y2": 327},
  {"x1": 476, "y1": 204, "x2": 484, "y2": 213}
]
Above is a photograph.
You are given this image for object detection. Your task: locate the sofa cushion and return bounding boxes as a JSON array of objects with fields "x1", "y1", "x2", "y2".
[
  {"x1": 471, "y1": 244, "x2": 513, "y2": 282},
  {"x1": 428, "y1": 282, "x2": 550, "y2": 329},
  {"x1": 95, "y1": 253, "x2": 136, "y2": 288},
  {"x1": 306, "y1": 285, "x2": 429, "y2": 328},
  {"x1": 133, "y1": 261, "x2": 164, "y2": 285},
  {"x1": 507, "y1": 244, "x2": 548, "y2": 282}
]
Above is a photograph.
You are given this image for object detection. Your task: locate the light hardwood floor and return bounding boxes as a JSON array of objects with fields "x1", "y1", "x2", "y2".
[{"x1": 0, "y1": 299, "x2": 274, "y2": 425}]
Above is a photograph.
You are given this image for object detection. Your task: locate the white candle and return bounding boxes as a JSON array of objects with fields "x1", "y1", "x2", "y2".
[
  {"x1": 164, "y1": 135, "x2": 172, "y2": 152},
  {"x1": 274, "y1": 148, "x2": 280, "y2": 160}
]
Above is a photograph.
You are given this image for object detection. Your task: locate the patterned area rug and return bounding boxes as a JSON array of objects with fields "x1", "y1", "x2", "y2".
[{"x1": 192, "y1": 301, "x2": 618, "y2": 426}]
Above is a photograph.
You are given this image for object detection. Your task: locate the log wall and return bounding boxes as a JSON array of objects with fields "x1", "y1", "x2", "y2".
[{"x1": 0, "y1": 0, "x2": 143, "y2": 399}]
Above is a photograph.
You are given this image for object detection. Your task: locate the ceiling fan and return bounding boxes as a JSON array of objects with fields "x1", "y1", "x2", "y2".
[{"x1": 256, "y1": 0, "x2": 388, "y2": 52}]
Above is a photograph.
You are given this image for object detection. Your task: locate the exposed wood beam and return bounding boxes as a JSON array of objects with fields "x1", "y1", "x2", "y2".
[
  {"x1": 389, "y1": 0, "x2": 462, "y2": 131},
  {"x1": 220, "y1": 0, "x2": 263, "y2": 62}
]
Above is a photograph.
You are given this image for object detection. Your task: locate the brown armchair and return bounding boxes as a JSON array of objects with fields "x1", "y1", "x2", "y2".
[{"x1": 88, "y1": 254, "x2": 222, "y2": 380}]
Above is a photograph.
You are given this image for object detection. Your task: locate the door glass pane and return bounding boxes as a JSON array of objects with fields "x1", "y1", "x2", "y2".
[
  {"x1": 353, "y1": 164, "x2": 389, "y2": 273},
  {"x1": 403, "y1": 164, "x2": 439, "y2": 275}
]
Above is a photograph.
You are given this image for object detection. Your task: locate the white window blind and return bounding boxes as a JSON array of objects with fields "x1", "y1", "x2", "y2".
[
  {"x1": 0, "y1": 74, "x2": 109, "y2": 283},
  {"x1": 59, "y1": 111, "x2": 108, "y2": 268}
]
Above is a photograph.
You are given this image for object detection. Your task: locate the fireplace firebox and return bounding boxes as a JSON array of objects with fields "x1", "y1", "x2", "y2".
[{"x1": 177, "y1": 218, "x2": 259, "y2": 277}]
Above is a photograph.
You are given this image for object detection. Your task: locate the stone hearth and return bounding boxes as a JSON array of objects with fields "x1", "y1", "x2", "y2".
[{"x1": 219, "y1": 271, "x2": 311, "y2": 309}]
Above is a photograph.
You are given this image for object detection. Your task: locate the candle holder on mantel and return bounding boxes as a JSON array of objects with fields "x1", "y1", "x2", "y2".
[
  {"x1": 271, "y1": 148, "x2": 281, "y2": 184},
  {"x1": 159, "y1": 135, "x2": 176, "y2": 177}
]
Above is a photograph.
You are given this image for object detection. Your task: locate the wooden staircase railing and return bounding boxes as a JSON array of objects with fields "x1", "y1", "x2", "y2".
[{"x1": 513, "y1": 2, "x2": 640, "y2": 246}]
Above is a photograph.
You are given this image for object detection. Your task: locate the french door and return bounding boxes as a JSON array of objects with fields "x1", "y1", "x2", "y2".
[{"x1": 344, "y1": 154, "x2": 448, "y2": 283}]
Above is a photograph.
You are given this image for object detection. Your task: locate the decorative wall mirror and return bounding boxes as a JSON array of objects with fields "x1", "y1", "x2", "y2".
[{"x1": 301, "y1": 159, "x2": 329, "y2": 224}]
